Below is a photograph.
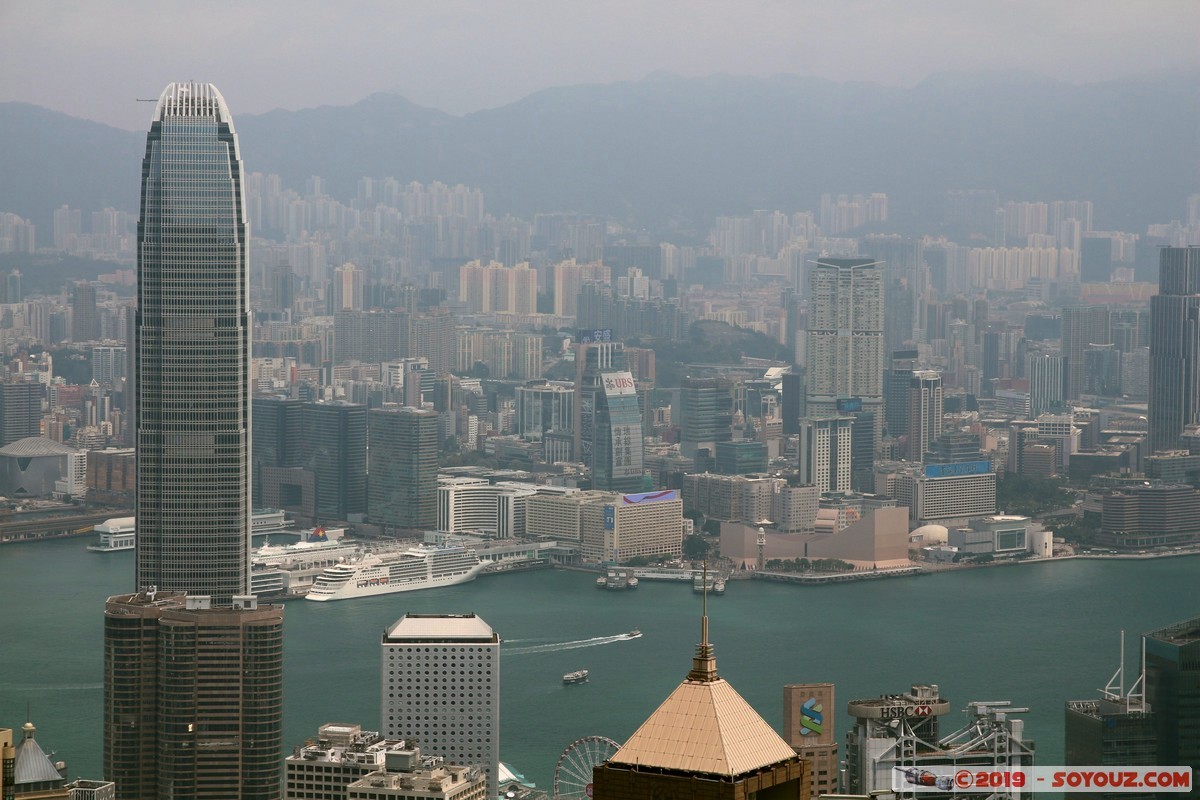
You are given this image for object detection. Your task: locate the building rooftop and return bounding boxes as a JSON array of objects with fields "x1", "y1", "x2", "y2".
[
  {"x1": 384, "y1": 613, "x2": 497, "y2": 642},
  {"x1": 1145, "y1": 614, "x2": 1200, "y2": 646},
  {"x1": 607, "y1": 598, "x2": 796, "y2": 777},
  {"x1": 13, "y1": 722, "x2": 64, "y2": 787},
  {"x1": 0, "y1": 437, "x2": 79, "y2": 457}
]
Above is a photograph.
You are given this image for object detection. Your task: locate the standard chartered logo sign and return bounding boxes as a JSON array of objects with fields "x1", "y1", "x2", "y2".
[{"x1": 799, "y1": 697, "x2": 823, "y2": 736}]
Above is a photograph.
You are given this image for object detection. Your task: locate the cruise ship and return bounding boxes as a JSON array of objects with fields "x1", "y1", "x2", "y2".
[{"x1": 306, "y1": 544, "x2": 486, "y2": 601}]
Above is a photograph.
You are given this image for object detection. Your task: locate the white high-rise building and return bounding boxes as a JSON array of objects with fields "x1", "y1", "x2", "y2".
[
  {"x1": 381, "y1": 614, "x2": 500, "y2": 799},
  {"x1": 805, "y1": 258, "x2": 885, "y2": 444},
  {"x1": 798, "y1": 417, "x2": 853, "y2": 494}
]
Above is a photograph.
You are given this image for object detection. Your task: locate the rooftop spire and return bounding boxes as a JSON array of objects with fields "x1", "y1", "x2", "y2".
[{"x1": 688, "y1": 561, "x2": 719, "y2": 682}]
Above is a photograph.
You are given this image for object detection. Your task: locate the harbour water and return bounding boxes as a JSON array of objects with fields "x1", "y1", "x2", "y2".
[{"x1": 2, "y1": 537, "x2": 1196, "y2": 789}]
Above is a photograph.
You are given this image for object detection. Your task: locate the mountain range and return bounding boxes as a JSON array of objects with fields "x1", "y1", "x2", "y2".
[{"x1": 2, "y1": 70, "x2": 1197, "y2": 238}]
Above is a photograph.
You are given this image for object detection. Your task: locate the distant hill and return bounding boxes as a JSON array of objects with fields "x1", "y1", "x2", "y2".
[{"x1": 2, "y1": 70, "x2": 1197, "y2": 236}]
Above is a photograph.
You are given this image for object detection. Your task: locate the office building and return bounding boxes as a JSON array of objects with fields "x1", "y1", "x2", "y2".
[
  {"x1": 592, "y1": 602, "x2": 809, "y2": 800},
  {"x1": 105, "y1": 83, "x2": 283, "y2": 800},
  {"x1": 783, "y1": 684, "x2": 837, "y2": 799},
  {"x1": 845, "y1": 685, "x2": 1034, "y2": 797},
  {"x1": 1148, "y1": 247, "x2": 1200, "y2": 452},
  {"x1": 714, "y1": 440, "x2": 767, "y2": 475},
  {"x1": 1065, "y1": 640, "x2": 1156, "y2": 799},
  {"x1": 798, "y1": 417, "x2": 852, "y2": 494},
  {"x1": 578, "y1": 489, "x2": 683, "y2": 562},
  {"x1": 346, "y1": 748, "x2": 487, "y2": 800},
  {"x1": 679, "y1": 376, "x2": 734, "y2": 458},
  {"x1": 805, "y1": 258, "x2": 885, "y2": 444},
  {"x1": 1097, "y1": 483, "x2": 1200, "y2": 549},
  {"x1": 381, "y1": 614, "x2": 500, "y2": 798},
  {"x1": 71, "y1": 281, "x2": 100, "y2": 343},
  {"x1": 0, "y1": 382, "x2": 42, "y2": 447},
  {"x1": 1144, "y1": 615, "x2": 1200, "y2": 784},
  {"x1": 576, "y1": 342, "x2": 644, "y2": 492},
  {"x1": 251, "y1": 396, "x2": 303, "y2": 507},
  {"x1": 514, "y1": 383, "x2": 573, "y2": 441},
  {"x1": 1061, "y1": 305, "x2": 1111, "y2": 400},
  {"x1": 104, "y1": 591, "x2": 283, "y2": 800},
  {"x1": 284, "y1": 724, "x2": 412, "y2": 800},
  {"x1": 1083, "y1": 344, "x2": 1122, "y2": 397},
  {"x1": 1027, "y1": 352, "x2": 1065, "y2": 416},
  {"x1": 300, "y1": 401, "x2": 368, "y2": 522},
  {"x1": 368, "y1": 406, "x2": 439, "y2": 530}
]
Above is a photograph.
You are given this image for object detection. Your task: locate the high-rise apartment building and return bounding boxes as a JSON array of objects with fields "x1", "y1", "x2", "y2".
[
  {"x1": 805, "y1": 258, "x2": 885, "y2": 444},
  {"x1": 1027, "y1": 352, "x2": 1065, "y2": 416},
  {"x1": 368, "y1": 406, "x2": 439, "y2": 530},
  {"x1": 907, "y1": 371, "x2": 943, "y2": 461},
  {"x1": 1148, "y1": 247, "x2": 1200, "y2": 452},
  {"x1": 381, "y1": 614, "x2": 500, "y2": 798},
  {"x1": 798, "y1": 417, "x2": 852, "y2": 494},
  {"x1": 1061, "y1": 305, "x2": 1111, "y2": 400},
  {"x1": 331, "y1": 262, "x2": 365, "y2": 312},
  {"x1": 105, "y1": 82, "x2": 283, "y2": 800}
]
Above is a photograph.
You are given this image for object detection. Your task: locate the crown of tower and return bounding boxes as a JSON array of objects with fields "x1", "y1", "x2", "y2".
[{"x1": 606, "y1": 563, "x2": 796, "y2": 777}]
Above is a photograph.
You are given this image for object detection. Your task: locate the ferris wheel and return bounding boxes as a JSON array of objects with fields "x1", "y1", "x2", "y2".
[{"x1": 553, "y1": 735, "x2": 620, "y2": 800}]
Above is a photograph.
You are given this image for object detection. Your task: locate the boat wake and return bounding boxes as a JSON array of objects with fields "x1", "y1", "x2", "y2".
[{"x1": 504, "y1": 632, "x2": 638, "y2": 655}]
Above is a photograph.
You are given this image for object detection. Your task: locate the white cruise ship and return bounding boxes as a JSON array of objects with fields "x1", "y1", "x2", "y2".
[{"x1": 306, "y1": 544, "x2": 485, "y2": 601}]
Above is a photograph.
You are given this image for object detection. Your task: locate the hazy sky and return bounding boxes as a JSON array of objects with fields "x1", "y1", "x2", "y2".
[{"x1": 3, "y1": 0, "x2": 1198, "y2": 131}]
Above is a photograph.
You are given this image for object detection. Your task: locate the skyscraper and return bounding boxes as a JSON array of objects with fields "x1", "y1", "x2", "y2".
[
  {"x1": 368, "y1": 405, "x2": 439, "y2": 530},
  {"x1": 798, "y1": 417, "x2": 852, "y2": 494},
  {"x1": 575, "y1": 342, "x2": 645, "y2": 492},
  {"x1": 907, "y1": 370, "x2": 944, "y2": 461},
  {"x1": 1061, "y1": 305, "x2": 1111, "y2": 400},
  {"x1": 805, "y1": 258, "x2": 885, "y2": 444},
  {"x1": 1027, "y1": 352, "x2": 1066, "y2": 416},
  {"x1": 1148, "y1": 247, "x2": 1200, "y2": 452},
  {"x1": 1144, "y1": 614, "x2": 1200, "y2": 784},
  {"x1": 381, "y1": 613, "x2": 500, "y2": 798},
  {"x1": 134, "y1": 83, "x2": 253, "y2": 603},
  {"x1": 105, "y1": 82, "x2": 283, "y2": 800}
]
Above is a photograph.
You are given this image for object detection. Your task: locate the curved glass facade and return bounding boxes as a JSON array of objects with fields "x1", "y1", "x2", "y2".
[{"x1": 135, "y1": 82, "x2": 251, "y2": 605}]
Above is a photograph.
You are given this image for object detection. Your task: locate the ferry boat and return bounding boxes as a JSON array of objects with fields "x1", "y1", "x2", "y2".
[
  {"x1": 714, "y1": 578, "x2": 726, "y2": 595},
  {"x1": 306, "y1": 544, "x2": 485, "y2": 601},
  {"x1": 562, "y1": 669, "x2": 589, "y2": 684},
  {"x1": 86, "y1": 517, "x2": 136, "y2": 552},
  {"x1": 693, "y1": 573, "x2": 716, "y2": 593}
]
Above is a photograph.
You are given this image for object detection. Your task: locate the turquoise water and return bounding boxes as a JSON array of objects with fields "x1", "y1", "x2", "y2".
[{"x1": 1, "y1": 538, "x2": 1197, "y2": 788}]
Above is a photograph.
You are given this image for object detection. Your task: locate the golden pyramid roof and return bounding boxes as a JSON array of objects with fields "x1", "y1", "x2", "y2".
[
  {"x1": 608, "y1": 581, "x2": 797, "y2": 778},
  {"x1": 608, "y1": 675, "x2": 798, "y2": 776}
]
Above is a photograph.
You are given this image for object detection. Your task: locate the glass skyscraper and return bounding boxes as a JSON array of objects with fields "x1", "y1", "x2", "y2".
[
  {"x1": 1148, "y1": 247, "x2": 1200, "y2": 452},
  {"x1": 134, "y1": 82, "x2": 252, "y2": 605},
  {"x1": 106, "y1": 83, "x2": 283, "y2": 800}
]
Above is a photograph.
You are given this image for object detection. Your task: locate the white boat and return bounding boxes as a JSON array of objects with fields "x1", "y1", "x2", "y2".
[
  {"x1": 714, "y1": 579, "x2": 726, "y2": 595},
  {"x1": 306, "y1": 544, "x2": 485, "y2": 601},
  {"x1": 86, "y1": 517, "x2": 136, "y2": 552},
  {"x1": 563, "y1": 669, "x2": 589, "y2": 684}
]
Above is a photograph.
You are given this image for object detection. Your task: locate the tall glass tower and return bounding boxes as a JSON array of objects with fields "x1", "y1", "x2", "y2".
[
  {"x1": 105, "y1": 83, "x2": 283, "y2": 800},
  {"x1": 135, "y1": 82, "x2": 252, "y2": 606},
  {"x1": 1148, "y1": 247, "x2": 1200, "y2": 453}
]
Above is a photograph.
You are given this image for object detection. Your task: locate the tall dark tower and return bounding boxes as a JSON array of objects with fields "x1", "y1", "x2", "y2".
[
  {"x1": 105, "y1": 83, "x2": 283, "y2": 800},
  {"x1": 134, "y1": 82, "x2": 252, "y2": 604},
  {"x1": 1148, "y1": 247, "x2": 1200, "y2": 452}
]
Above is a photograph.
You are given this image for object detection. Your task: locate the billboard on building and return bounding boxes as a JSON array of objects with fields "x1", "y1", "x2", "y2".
[
  {"x1": 783, "y1": 683, "x2": 836, "y2": 747},
  {"x1": 601, "y1": 371, "x2": 637, "y2": 396},
  {"x1": 621, "y1": 490, "x2": 678, "y2": 504},
  {"x1": 579, "y1": 328, "x2": 612, "y2": 343},
  {"x1": 924, "y1": 460, "x2": 991, "y2": 479}
]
